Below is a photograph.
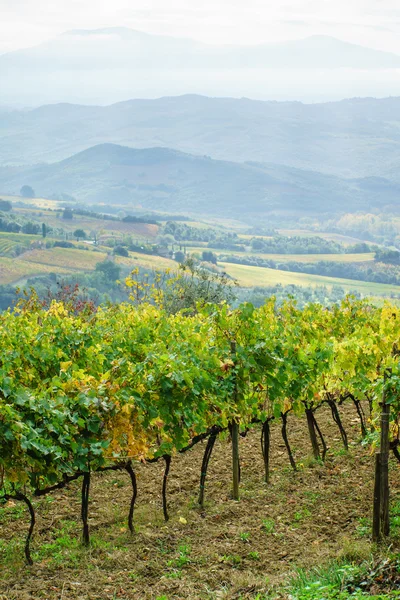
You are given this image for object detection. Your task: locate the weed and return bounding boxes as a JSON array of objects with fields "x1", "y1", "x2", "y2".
[
  {"x1": 166, "y1": 543, "x2": 191, "y2": 571},
  {"x1": 262, "y1": 518, "x2": 275, "y2": 533},
  {"x1": 220, "y1": 554, "x2": 242, "y2": 566},
  {"x1": 293, "y1": 508, "x2": 312, "y2": 523},
  {"x1": 356, "y1": 517, "x2": 371, "y2": 538}
]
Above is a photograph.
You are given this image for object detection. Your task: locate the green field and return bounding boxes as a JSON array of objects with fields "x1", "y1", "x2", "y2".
[
  {"x1": 189, "y1": 246, "x2": 374, "y2": 263},
  {"x1": 220, "y1": 261, "x2": 400, "y2": 296},
  {"x1": 116, "y1": 252, "x2": 176, "y2": 270}
]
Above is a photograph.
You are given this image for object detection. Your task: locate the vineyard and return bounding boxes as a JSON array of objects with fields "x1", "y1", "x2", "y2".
[
  {"x1": 0, "y1": 232, "x2": 37, "y2": 257},
  {"x1": 1, "y1": 287, "x2": 400, "y2": 577}
]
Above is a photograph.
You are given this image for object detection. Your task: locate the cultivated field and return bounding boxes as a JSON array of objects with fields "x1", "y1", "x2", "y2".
[
  {"x1": 0, "y1": 232, "x2": 40, "y2": 257},
  {"x1": 220, "y1": 262, "x2": 400, "y2": 296},
  {"x1": 21, "y1": 247, "x2": 108, "y2": 271},
  {"x1": 0, "y1": 243, "x2": 176, "y2": 285},
  {"x1": 0, "y1": 257, "x2": 73, "y2": 284},
  {"x1": 188, "y1": 247, "x2": 375, "y2": 264}
]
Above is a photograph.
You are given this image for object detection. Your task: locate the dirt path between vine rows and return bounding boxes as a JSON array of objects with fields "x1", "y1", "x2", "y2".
[{"x1": 1, "y1": 402, "x2": 399, "y2": 599}]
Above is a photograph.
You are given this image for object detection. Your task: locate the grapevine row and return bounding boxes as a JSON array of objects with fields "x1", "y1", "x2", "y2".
[{"x1": 1, "y1": 293, "x2": 400, "y2": 561}]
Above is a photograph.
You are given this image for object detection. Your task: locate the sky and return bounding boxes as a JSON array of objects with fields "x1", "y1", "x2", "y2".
[{"x1": 2, "y1": 0, "x2": 400, "y2": 55}]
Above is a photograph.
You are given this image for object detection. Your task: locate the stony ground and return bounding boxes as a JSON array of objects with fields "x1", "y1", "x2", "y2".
[{"x1": 1, "y1": 403, "x2": 399, "y2": 600}]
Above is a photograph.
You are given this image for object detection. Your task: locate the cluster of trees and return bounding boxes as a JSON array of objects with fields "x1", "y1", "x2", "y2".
[
  {"x1": 0, "y1": 211, "x2": 46, "y2": 235},
  {"x1": 201, "y1": 250, "x2": 217, "y2": 264},
  {"x1": 237, "y1": 284, "x2": 361, "y2": 308},
  {"x1": 163, "y1": 221, "x2": 239, "y2": 244},
  {"x1": 0, "y1": 199, "x2": 12, "y2": 212},
  {"x1": 122, "y1": 214, "x2": 158, "y2": 225},
  {"x1": 375, "y1": 248, "x2": 400, "y2": 265},
  {"x1": 207, "y1": 241, "x2": 246, "y2": 251},
  {"x1": 249, "y1": 235, "x2": 347, "y2": 254},
  {"x1": 322, "y1": 213, "x2": 400, "y2": 245},
  {"x1": 0, "y1": 216, "x2": 21, "y2": 233}
]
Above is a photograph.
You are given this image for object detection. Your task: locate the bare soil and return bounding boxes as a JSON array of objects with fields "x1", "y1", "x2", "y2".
[{"x1": 1, "y1": 403, "x2": 399, "y2": 600}]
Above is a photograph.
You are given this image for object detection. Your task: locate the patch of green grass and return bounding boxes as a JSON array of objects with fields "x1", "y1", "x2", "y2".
[
  {"x1": 356, "y1": 517, "x2": 371, "y2": 538},
  {"x1": 0, "y1": 499, "x2": 27, "y2": 523},
  {"x1": 293, "y1": 508, "x2": 312, "y2": 523},
  {"x1": 219, "y1": 261, "x2": 400, "y2": 297},
  {"x1": 166, "y1": 542, "x2": 192, "y2": 577},
  {"x1": 0, "y1": 537, "x2": 24, "y2": 568},
  {"x1": 280, "y1": 558, "x2": 400, "y2": 600},
  {"x1": 262, "y1": 518, "x2": 275, "y2": 534},
  {"x1": 239, "y1": 531, "x2": 251, "y2": 542},
  {"x1": 283, "y1": 561, "x2": 367, "y2": 599},
  {"x1": 303, "y1": 491, "x2": 321, "y2": 502},
  {"x1": 219, "y1": 554, "x2": 242, "y2": 567},
  {"x1": 390, "y1": 500, "x2": 400, "y2": 537}
]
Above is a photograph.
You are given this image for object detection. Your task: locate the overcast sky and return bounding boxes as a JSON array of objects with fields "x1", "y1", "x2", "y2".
[{"x1": 2, "y1": 0, "x2": 400, "y2": 55}]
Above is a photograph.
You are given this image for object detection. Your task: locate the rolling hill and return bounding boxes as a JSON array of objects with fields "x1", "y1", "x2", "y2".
[
  {"x1": 1, "y1": 95, "x2": 400, "y2": 184},
  {"x1": 1, "y1": 143, "x2": 399, "y2": 218}
]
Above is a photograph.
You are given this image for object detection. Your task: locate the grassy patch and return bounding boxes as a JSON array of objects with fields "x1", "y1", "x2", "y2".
[{"x1": 220, "y1": 262, "x2": 400, "y2": 296}]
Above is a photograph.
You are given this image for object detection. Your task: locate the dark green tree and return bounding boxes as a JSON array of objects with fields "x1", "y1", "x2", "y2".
[
  {"x1": 114, "y1": 245, "x2": 129, "y2": 257},
  {"x1": 202, "y1": 250, "x2": 217, "y2": 264},
  {"x1": 20, "y1": 185, "x2": 35, "y2": 198},
  {"x1": 95, "y1": 260, "x2": 121, "y2": 283},
  {"x1": 0, "y1": 199, "x2": 12, "y2": 211},
  {"x1": 62, "y1": 208, "x2": 73, "y2": 220},
  {"x1": 73, "y1": 229, "x2": 86, "y2": 242},
  {"x1": 174, "y1": 250, "x2": 185, "y2": 263}
]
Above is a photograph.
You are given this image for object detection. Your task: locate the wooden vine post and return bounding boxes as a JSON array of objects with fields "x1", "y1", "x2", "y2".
[
  {"x1": 231, "y1": 340, "x2": 240, "y2": 501},
  {"x1": 372, "y1": 372, "x2": 391, "y2": 542}
]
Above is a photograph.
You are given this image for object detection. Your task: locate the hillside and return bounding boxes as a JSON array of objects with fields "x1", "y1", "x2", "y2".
[
  {"x1": 2, "y1": 95, "x2": 400, "y2": 183},
  {"x1": 1, "y1": 144, "x2": 400, "y2": 218}
]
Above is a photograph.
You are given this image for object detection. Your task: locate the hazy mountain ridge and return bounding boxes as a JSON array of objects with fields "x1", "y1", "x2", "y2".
[
  {"x1": 3, "y1": 29, "x2": 399, "y2": 69},
  {"x1": 0, "y1": 143, "x2": 399, "y2": 218},
  {"x1": 2, "y1": 28, "x2": 400, "y2": 105},
  {"x1": 2, "y1": 95, "x2": 400, "y2": 182}
]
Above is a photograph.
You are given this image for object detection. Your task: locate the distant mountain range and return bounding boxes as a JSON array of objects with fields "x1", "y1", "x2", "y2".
[
  {"x1": 1, "y1": 143, "x2": 399, "y2": 218},
  {"x1": 2, "y1": 94, "x2": 400, "y2": 182},
  {"x1": 2, "y1": 28, "x2": 400, "y2": 105}
]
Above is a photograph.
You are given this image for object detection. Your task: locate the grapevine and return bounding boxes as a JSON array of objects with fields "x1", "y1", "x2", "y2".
[{"x1": 1, "y1": 292, "x2": 400, "y2": 560}]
